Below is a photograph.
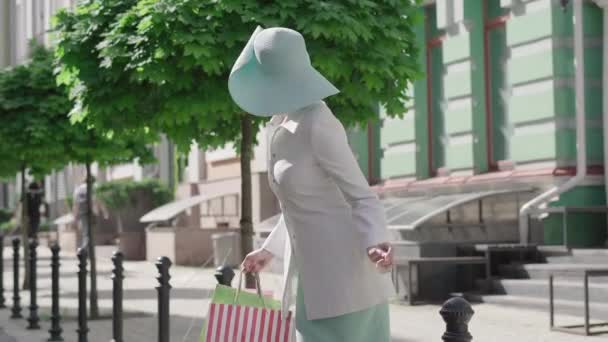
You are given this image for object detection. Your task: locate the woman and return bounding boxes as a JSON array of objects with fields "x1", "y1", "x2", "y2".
[{"x1": 228, "y1": 26, "x2": 395, "y2": 342}]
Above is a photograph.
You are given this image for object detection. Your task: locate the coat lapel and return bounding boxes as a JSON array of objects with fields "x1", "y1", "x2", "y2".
[
  {"x1": 266, "y1": 114, "x2": 298, "y2": 318},
  {"x1": 267, "y1": 115, "x2": 284, "y2": 166},
  {"x1": 279, "y1": 118, "x2": 299, "y2": 134}
]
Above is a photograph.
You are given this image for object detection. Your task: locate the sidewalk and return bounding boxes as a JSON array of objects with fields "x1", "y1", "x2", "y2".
[{"x1": 0, "y1": 245, "x2": 602, "y2": 341}]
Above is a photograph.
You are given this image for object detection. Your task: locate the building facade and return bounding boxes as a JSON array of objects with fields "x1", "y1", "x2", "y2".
[
  {"x1": 3, "y1": 0, "x2": 606, "y2": 247},
  {"x1": 350, "y1": 0, "x2": 607, "y2": 247},
  {"x1": 178, "y1": 129, "x2": 280, "y2": 230}
]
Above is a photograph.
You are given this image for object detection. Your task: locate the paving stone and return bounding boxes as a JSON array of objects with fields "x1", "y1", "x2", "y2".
[
  {"x1": 0, "y1": 328, "x2": 17, "y2": 342},
  {"x1": 0, "y1": 246, "x2": 603, "y2": 341}
]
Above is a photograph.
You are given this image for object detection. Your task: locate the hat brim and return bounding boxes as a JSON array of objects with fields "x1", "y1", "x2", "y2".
[{"x1": 228, "y1": 27, "x2": 340, "y2": 117}]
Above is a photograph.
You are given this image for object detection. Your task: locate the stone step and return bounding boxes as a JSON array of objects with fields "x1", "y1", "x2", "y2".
[
  {"x1": 546, "y1": 255, "x2": 608, "y2": 264},
  {"x1": 498, "y1": 263, "x2": 608, "y2": 279},
  {"x1": 572, "y1": 249, "x2": 608, "y2": 257},
  {"x1": 537, "y1": 246, "x2": 571, "y2": 258},
  {"x1": 466, "y1": 293, "x2": 608, "y2": 318},
  {"x1": 479, "y1": 278, "x2": 608, "y2": 303},
  {"x1": 544, "y1": 249, "x2": 608, "y2": 264}
]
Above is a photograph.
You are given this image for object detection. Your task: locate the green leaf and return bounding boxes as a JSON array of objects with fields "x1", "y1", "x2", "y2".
[{"x1": 53, "y1": 0, "x2": 421, "y2": 155}]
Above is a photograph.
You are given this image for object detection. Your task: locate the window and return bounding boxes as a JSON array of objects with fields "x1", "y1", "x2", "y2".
[{"x1": 483, "y1": 0, "x2": 510, "y2": 170}]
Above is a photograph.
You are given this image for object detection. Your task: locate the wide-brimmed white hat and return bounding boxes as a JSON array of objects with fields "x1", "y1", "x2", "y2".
[{"x1": 228, "y1": 26, "x2": 340, "y2": 117}]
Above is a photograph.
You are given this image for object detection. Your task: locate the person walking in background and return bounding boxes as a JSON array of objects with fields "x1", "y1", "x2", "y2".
[
  {"x1": 230, "y1": 26, "x2": 394, "y2": 342},
  {"x1": 26, "y1": 182, "x2": 43, "y2": 238},
  {"x1": 71, "y1": 175, "x2": 98, "y2": 249}
]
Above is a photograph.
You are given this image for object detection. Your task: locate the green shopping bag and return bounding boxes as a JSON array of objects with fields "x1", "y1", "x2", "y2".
[{"x1": 200, "y1": 273, "x2": 292, "y2": 342}]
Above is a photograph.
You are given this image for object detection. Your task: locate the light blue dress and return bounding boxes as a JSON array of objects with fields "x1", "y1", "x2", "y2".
[{"x1": 295, "y1": 276, "x2": 391, "y2": 342}]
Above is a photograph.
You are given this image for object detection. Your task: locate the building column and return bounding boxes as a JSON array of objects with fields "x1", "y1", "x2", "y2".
[
  {"x1": 0, "y1": 0, "x2": 10, "y2": 67},
  {"x1": 414, "y1": 8, "x2": 431, "y2": 179},
  {"x1": 464, "y1": 1, "x2": 490, "y2": 174},
  {"x1": 186, "y1": 143, "x2": 206, "y2": 183},
  {"x1": 592, "y1": 0, "x2": 608, "y2": 245},
  {"x1": 158, "y1": 135, "x2": 175, "y2": 191}
]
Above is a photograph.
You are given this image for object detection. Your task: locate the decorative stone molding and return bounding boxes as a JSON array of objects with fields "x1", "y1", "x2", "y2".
[{"x1": 437, "y1": 0, "x2": 465, "y2": 34}]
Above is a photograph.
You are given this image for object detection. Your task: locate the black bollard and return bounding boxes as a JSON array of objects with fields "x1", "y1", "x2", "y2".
[
  {"x1": 27, "y1": 238, "x2": 40, "y2": 329},
  {"x1": 214, "y1": 265, "x2": 235, "y2": 286},
  {"x1": 156, "y1": 256, "x2": 172, "y2": 342},
  {"x1": 10, "y1": 238, "x2": 22, "y2": 319},
  {"x1": 77, "y1": 248, "x2": 88, "y2": 342},
  {"x1": 439, "y1": 297, "x2": 474, "y2": 342},
  {"x1": 48, "y1": 243, "x2": 63, "y2": 341},
  {"x1": 110, "y1": 251, "x2": 124, "y2": 342},
  {"x1": 0, "y1": 234, "x2": 5, "y2": 309}
]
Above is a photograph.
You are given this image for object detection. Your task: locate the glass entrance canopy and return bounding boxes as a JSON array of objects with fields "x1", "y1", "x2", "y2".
[{"x1": 254, "y1": 188, "x2": 530, "y2": 233}]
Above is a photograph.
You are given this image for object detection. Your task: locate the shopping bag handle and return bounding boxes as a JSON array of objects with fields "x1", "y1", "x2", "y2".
[{"x1": 233, "y1": 272, "x2": 267, "y2": 308}]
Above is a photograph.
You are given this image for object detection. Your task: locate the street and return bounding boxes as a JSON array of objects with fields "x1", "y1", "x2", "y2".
[{"x1": 0, "y1": 246, "x2": 601, "y2": 342}]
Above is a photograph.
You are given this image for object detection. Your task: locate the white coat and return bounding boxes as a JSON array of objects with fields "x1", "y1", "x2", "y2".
[{"x1": 261, "y1": 101, "x2": 395, "y2": 320}]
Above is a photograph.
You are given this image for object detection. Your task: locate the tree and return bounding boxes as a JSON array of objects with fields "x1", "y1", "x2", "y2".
[
  {"x1": 63, "y1": 123, "x2": 155, "y2": 319},
  {"x1": 0, "y1": 44, "x2": 74, "y2": 178},
  {"x1": 59, "y1": 65, "x2": 156, "y2": 319},
  {"x1": 0, "y1": 42, "x2": 155, "y2": 315},
  {"x1": 55, "y1": 0, "x2": 421, "y2": 286},
  {"x1": 0, "y1": 43, "x2": 74, "y2": 289}
]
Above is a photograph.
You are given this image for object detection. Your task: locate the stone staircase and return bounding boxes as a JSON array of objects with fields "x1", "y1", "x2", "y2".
[{"x1": 467, "y1": 247, "x2": 608, "y2": 317}]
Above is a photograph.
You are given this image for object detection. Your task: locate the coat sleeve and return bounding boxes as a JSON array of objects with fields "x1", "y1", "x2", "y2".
[
  {"x1": 310, "y1": 107, "x2": 390, "y2": 250},
  {"x1": 261, "y1": 213, "x2": 286, "y2": 259}
]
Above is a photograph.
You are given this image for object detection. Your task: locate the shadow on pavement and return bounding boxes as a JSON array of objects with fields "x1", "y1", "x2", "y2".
[
  {"x1": 33, "y1": 270, "x2": 114, "y2": 279},
  {"x1": 32, "y1": 304, "x2": 151, "y2": 322},
  {"x1": 0, "y1": 328, "x2": 17, "y2": 342},
  {"x1": 2, "y1": 257, "x2": 53, "y2": 267},
  {"x1": 1, "y1": 310, "x2": 206, "y2": 342},
  {"x1": 40, "y1": 287, "x2": 213, "y2": 301}
]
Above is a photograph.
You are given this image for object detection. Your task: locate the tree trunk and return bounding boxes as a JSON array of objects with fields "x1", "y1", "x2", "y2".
[
  {"x1": 115, "y1": 212, "x2": 123, "y2": 250},
  {"x1": 240, "y1": 115, "x2": 255, "y2": 289},
  {"x1": 63, "y1": 165, "x2": 71, "y2": 207},
  {"x1": 20, "y1": 165, "x2": 30, "y2": 290},
  {"x1": 85, "y1": 161, "x2": 100, "y2": 318}
]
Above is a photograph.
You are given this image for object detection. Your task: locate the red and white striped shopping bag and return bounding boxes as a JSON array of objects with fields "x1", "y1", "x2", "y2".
[
  {"x1": 205, "y1": 303, "x2": 293, "y2": 342},
  {"x1": 201, "y1": 273, "x2": 294, "y2": 342}
]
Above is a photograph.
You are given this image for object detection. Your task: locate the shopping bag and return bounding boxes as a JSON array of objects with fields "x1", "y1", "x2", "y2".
[{"x1": 200, "y1": 272, "x2": 294, "y2": 342}]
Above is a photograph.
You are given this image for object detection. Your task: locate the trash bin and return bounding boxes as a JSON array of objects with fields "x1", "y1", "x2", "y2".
[{"x1": 212, "y1": 232, "x2": 242, "y2": 267}]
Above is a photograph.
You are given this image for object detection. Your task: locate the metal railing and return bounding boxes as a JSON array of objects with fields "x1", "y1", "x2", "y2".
[
  {"x1": 530, "y1": 206, "x2": 608, "y2": 248},
  {"x1": 550, "y1": 269, "x2": 608, "y2": 336}
]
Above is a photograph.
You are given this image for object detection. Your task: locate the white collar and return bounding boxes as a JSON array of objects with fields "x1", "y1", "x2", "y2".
[
  {"x1": 269, "y1": 114, "x2": 285, "y2": 126},
  {"x1": 268, "y1": 101, "x2": 323, "y2": 125},
  {"x1": 268, "y1": 114, "x2": 299, "y2": 134}
]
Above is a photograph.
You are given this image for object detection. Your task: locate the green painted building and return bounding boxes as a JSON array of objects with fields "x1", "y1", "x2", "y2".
[{"x1": 349, "y1": 0, "x2": 607, "y2": 247}]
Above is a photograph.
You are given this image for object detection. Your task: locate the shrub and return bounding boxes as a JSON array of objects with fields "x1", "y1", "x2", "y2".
[
  {"x1": 96, "y1": 178, "x2": 173, "y2": 211},
  {"x1": 65, "y1": 196, "x2": 73, "y2": 210},
  {"x1": 39, "y1": 222, "x2": 52, "y2": 232},
  {"x1": 0, "y1": 220, "x2": 16, "y2": 233},
  {"x1": 0, "y1": 208, "x2": 12, "y2": 224}
]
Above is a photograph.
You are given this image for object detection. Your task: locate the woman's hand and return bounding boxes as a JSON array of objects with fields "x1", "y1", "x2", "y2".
[
  {"x1": 367, "y1": 242, "x2": 394, "y2": 272},
  {"x1": 241, "y1": 248, "x2": 274, "y2": 273}
]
